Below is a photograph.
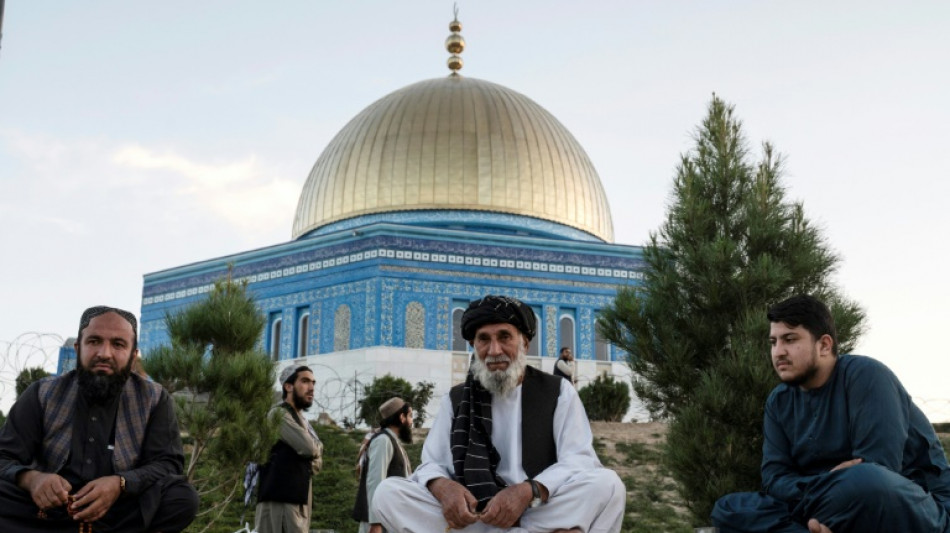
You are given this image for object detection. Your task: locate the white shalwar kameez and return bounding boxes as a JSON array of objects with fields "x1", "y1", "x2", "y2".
[{"x1": 373, "y1": 378, "x2": 626, "y2": 532}]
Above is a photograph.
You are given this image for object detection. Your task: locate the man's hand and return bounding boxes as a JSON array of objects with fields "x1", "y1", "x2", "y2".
[
  {"x1": 427, "y1": 477, "x2": 479, "y2": 529},
  {"x1": 69, "y1": 475, "x2": 122, "y2": 523},
  {"x1": 808, "y1": 518, "x2": 833, "y2": 533},
  {"x1": 478, "y1": 482, "x2": 533, "y2": 528},
  {"x1": 830, "y1": 458, "x2": 862, "y2": 472},
  {"x1": 368, "y1": 524, "x2": 383, "y2": 533},
  {"x1": 17, "y1": 470, "x2": 71, "y2": 511}
]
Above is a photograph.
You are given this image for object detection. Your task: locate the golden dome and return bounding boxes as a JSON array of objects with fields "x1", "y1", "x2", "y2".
[{"x1": 292, "y1": 76, "x2": 614, "y2": 242}]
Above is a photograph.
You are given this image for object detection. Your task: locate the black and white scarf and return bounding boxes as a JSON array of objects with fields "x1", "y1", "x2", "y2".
[{"x1": 450, "y1": 370, "x2": 507, "y2": 511}]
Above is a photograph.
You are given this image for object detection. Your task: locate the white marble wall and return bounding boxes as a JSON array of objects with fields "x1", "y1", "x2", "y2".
[{"x1": 278, "y1": 347, "x2": 650, "y2": 427}]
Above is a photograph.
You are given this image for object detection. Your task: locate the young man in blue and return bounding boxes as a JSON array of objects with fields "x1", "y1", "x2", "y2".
[{"x1": 712, "y1": 294, "x2": 950, "y2": 533}]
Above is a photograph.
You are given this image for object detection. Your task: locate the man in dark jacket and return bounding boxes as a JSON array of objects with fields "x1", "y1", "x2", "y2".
[
  {"x1": 0, "y1": 306, "x2": 198, "y2": 532},
  {"x1": 255, "y1": 365, "x2": 323, "y2": 533},
  {"x1": 354, "y1": 397, "x2": 413, "y2": 533}
]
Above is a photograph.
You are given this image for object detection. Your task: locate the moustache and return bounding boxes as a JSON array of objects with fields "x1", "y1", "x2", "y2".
[{"x1": 484, "y1": 355, "x2": 511, "y2": 364}]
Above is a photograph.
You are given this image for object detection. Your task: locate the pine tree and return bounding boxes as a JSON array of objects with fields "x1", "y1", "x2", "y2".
[
  {"x1": 144, "y1": 278, "x2": 279, "y2": 533},
  {"x1": 598, "y1": 96, "x2": 866, "y2": 522},
  {"x1": 15, "y1": 366, "x2": 51, "y2": 398}
]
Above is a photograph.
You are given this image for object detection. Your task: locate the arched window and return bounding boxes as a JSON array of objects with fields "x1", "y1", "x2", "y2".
[
  {"x1": 297, "y1": 312, "x2": 310, "y2": 358},
  {"x1": 594, "y1": 319, "x2": 610, "y2": 361},
  {"x1": 527, "y1": 306, "x2": 541, "y2": 356},
  {"x1": 405, "y1": 302, "x2": 425, "y2": 349},
  {"x1": 559, "y1": 315, "x2": 575, "y2": 355},
  {"x1": 451, "y1": 308, "x2": 467, "y2": 352},
  {"x1": 334, "y1": 304, "x2": 351, "y2": 352},
  {"x1": 269, "y1": 317, "x2": 282, "y2": 362}
]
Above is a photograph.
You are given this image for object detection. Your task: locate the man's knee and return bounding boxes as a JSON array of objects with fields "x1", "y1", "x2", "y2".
[
  {"x1": 372, "y1": 477, "x2": 409, "y2": 517},
  {"x1": 821, "y1": 463, "x2": 894, "y2": 509},
  {"x1": 555, "y1": 468, "x2": 625, "y2": 508},
  {"x1": 598, "y1": 469, "x2": 626, "y2": 508},
  {"x1": 156, "y1": 478, "x2": 199, "y2": 528}
]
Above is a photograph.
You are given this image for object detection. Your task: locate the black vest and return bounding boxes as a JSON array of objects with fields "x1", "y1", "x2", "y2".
[
  {"x1": 352, "y1": 429, "x2": 409, "y2": 522},
  {"x1": 257, "y1": 403, "x2": 314, "y2": 505},
  {"x1": 450, "y1": 365, "x2": 561, "y2": 478}
]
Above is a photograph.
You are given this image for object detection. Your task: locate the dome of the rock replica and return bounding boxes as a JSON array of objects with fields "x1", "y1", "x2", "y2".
[{"x1": 291, "y1": 75, "x2": 614, "y2": 242}]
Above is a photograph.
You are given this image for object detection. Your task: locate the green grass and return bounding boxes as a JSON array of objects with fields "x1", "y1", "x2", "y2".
[
  {"x1": 595, "y1": 440, "x2": 694, "y2": 533},
  {"x1": 188, "y1": 424, "x2": 699, "y2": 532},
  {"x1": 616, "y1": 441, "x2": 660, "y2": 465}
]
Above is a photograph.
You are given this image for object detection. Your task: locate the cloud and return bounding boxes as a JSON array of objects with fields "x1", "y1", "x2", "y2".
[
  {"x1": 1, "y1": 130, "x2": 298, "y2": 240},
  {"x1": 112, "y1": 143, "x2": 298, "y2": 234}
]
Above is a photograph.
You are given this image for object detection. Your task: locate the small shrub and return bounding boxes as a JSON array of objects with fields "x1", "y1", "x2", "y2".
[
  {"x1": 579, "y1": 374, "x2": 630, "y2": 422},
  {"x1": 357, "y1": 374, "x2": 434, "y2": 428}
]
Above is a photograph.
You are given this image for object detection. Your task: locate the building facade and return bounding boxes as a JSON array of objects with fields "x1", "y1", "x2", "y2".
[{"x1": 138, "y1": 18, "x2": 649, "y2": 423}]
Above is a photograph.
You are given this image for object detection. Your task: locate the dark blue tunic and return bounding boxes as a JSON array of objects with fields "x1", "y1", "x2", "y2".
[{"x1": 713, "y1": 355, "x2": 950, "y2": 532}]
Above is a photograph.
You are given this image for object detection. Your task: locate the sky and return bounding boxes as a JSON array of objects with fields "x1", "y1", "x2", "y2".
[{"x1": 1, "y1": 1, "x2": 948, "y2": 418}]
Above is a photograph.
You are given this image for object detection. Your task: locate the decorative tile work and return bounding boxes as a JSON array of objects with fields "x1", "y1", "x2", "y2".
[
  {"x1": 437, "y1": 298, "x2": 451, "y2": 350},
  {"x1": 334, "y1": 304, "x2": 351, "y2": 351},
  {"x1": 142, "y1": 232, "x2": 644, "y2": 306},
  {"x1": 579, "y1": 308, "x2": 593, "y2": 361},
  {"x1": 364, "y1": 281, "x2": 378, "y2": 347},
  {"x1": 304, "y1": 211, "x2": 604, "y2": 242},
  {"x1": 138, "y1": 222, "x2": 639, "y2": 362},
  {"x1": 380, "y1": 280, "x2": 396, "y2": 346},
  {"x1": 280, "y1": 308, "x2": 293, "y2": 360},
  {"x1": 309, "y1": 305, "x2": 321, "y2": 355},
  {"x1": 405, "y1": 302, "x2": 425, "y2": 349},
  {"x1": 544, "y1": 305, "x2": 557, "y2": 358}
]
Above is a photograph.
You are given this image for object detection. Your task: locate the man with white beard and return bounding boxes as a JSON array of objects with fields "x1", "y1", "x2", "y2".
[{"x1": 373, "y1": 295, "x2": 626, "y2": 533}]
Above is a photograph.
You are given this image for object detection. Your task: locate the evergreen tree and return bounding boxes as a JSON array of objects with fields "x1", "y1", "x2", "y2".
[
  {"x1": 598, "y1": 96, "x2": 865, "y2": 522},
  {"x1": 357, "y1": 373, "x2": 434, "y2": 428},
  {"x1": 144, "y1": 279, "x2": 279, "y2": 533},
  {"x1": 15, "y1": 366, "x2": 51, "y2": 398}
]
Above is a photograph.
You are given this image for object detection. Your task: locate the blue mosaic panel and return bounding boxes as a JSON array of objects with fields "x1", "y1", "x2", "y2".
[
  {"x1": 544, "y1": 305, "x2": 557, "y2": 358},
  {"x1": 334, "y1": 304, "x2": 351, "y2": 352},
  {"x1": 304, "y1": 211, "x2": 604, "y2": 242},
  {"x1": 142, "y1": 230, "x2": 644, "y2": 305},
  {"x1": 139, "y1": 225, "x2": 642, "y2": 362},
  {"x1": 405, "y1": 302, "x2": 425, "y2": 349}
]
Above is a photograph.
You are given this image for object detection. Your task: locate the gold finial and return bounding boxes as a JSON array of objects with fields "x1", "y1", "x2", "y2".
[{"x1": 445, "y1": 3, "x2": 464, "y2": 74}]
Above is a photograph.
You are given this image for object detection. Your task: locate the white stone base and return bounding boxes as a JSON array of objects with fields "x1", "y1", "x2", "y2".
[{"x1": 278, "y1": 347, "x2": 650, "y2": 427}]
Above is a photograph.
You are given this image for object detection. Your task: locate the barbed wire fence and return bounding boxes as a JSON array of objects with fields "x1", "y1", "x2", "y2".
[
  {"x1": 0, "y1": 332, "x2": 63, "y2": 414},
  {"x1": 304, "y1": 362, "x2": 377, "y2": 427},
  {"x1": 5, "y1": 334, "x2": 950, "y2": 426}
]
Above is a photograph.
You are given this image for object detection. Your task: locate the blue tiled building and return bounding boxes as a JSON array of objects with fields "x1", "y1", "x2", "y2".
[{"x1": 138, "y1": 21, "x2": 649, "y2": 423}]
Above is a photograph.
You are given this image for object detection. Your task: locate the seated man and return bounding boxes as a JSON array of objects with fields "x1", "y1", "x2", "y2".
[
  {"x1": 0, "y1": 306, "x2": 198, "y2": 532},
  {"x1": 373, "y1": 295, "x2": 625, "y2": 532},
  {"x1": 712, "y1": 295, "x2": 950, "y2": 533}
]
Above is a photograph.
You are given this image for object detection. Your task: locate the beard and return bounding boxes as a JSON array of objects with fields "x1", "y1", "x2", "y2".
[
  {"x1": 77, "y1": 356, "x2": 133, "y2": 405},
  {"x1": 293, "y1": 388, "x2": 313, "y2": 410},
  {"x1": 397, "y1": 419, "x2": 413, "y2": 444},
  {"x1": 778, "y1": 347, "x2": 820, "y2": 387},
  {"x1": 471, "y1": 344, "x2": 527, "y2": 395}
]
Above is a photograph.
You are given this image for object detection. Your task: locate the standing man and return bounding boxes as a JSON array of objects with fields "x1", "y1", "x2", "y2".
[
  {"x1": 552, "y1": 347, "x2": 575, "y2": 386},
  {"x1": 0, "y1": 305, "x2": 198, "y2": 532},
  {"x1": 353, "y1": 397, "x2": 414, "y2": 533},
  {"x1": 712, "y1": 294, "x2": 950, "y2": 533},
  {"x1": 256, "y1": 365, "x2": 323, "y2": 533},
  {"x1": 373, "y1": 295, "x2": 625, "y2": 532}
]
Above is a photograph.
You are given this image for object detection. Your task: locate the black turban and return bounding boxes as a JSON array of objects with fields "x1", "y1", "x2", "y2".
[
  {"x1": 78, "y1": 306, "x2": 138, "y2": 340},
  {"x1": 460, "y1": 295, "x2": 536, "y2": 342}
]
